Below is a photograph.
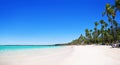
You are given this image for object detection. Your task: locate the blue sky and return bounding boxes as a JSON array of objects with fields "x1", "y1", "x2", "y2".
[{"x1": 0, "y1": 0, "x2": 117, "y2": 45}]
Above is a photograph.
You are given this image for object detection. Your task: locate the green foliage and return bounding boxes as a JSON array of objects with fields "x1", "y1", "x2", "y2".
[
  {"x1": 68, "y1": 0, "x2": 120, "y2": 45},
  {"x1": 115, "y1": 0, "x2": 120, "y2": 10}
]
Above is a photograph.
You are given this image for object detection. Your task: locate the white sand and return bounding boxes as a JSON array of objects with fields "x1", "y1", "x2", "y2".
[{"x1": 0, "y1": 45, "x2": 120, "y2": 65}]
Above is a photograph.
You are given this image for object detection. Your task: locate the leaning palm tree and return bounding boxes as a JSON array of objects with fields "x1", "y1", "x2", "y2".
[
  {"x1": 115, "y1": 0, "x2": 120, "y2": 42},
  {"x1": 102, "y1": 3, "x2": 116, "y2": 43},
  {"x1": 102, "y1": 4, "x2": 116, "y2": 18}
]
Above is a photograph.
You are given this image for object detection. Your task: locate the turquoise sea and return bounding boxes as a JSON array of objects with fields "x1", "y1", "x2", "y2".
[{"x1": 0, "y1": 45, "x2": 59, "y2": 51}]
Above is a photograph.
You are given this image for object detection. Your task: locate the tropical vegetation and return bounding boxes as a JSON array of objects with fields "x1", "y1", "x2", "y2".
[{"x1": 68, "y1": 0, "x2": 120, "y2": 45}]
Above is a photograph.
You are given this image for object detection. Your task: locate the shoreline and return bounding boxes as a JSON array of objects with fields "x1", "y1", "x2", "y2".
[
  {"x1": 0, "y1": 45, "x2": 120, "y2": 65},
  {"x1": 0, "y1": 46, "x2": 73, "y2": 65}
]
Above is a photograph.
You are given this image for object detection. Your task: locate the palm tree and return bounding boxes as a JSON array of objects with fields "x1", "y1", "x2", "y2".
[
  {"x1": 89, "y1": 29, "x2": 93, "y2": 43},
  {"x1": 85, "y1": 29, "x2": 92, "y2": 44},
  {"x1": 113, "y1": 20, "x2": 118, "y2": 41},
  {"x1": 102, "y1": 21, "x2": 109, "y2": 44},
  {"x1": 85, "y1": 29, "x2": 89, "y2": 37},
  {"x1": 100, "y1": 20, "x2": 105, "y2": 25},
  {"x1": 115, "y1": 0, "x2": 120, "y2": 12},
  {"x1": 104, "y1": 22, "x2": 108, "y2": 30},
  {"x1": 100, "y1": 20, "x2": 105, "y2": 44},
  {"x1": 117, "y1": 25, "x2": 120, "y2": 40},
  {"x1": 103, "y1": 3, "x2": 116, "y2": 43},
  {"x1": 94, "y1": 22, "x2": 99, "y2": 43},
  {"x1": 115, "y1": 0, "x2": 120, "y2": 42},
  {"x1": 85, "y1": 29, "x2": 89, "y2": 44},
  {"x1": 102, "y1": 4, "x2": 116, "y2": 18},
  {"x1": 95, "y1": 22, "x2": 99, "y2": 28}
]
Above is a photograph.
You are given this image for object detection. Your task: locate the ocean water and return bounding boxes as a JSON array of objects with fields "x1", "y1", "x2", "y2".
[{"x1": 0, "y1": 45, "x2": 60, "y2": 51}]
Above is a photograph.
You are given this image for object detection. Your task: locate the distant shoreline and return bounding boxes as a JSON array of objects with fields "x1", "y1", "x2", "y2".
[{"x1": 0, "y1": 43, "x2": 70, "y2": 46}]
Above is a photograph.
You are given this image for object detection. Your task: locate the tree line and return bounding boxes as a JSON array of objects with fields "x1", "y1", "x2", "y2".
[{"x1": 69, "y1": 0, "x2": 120, "y2": 45}]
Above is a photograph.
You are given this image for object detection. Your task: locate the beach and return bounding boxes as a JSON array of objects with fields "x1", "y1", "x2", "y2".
[{"x1": 0, "y1": 45, "x2": 120, "y2": 65}]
